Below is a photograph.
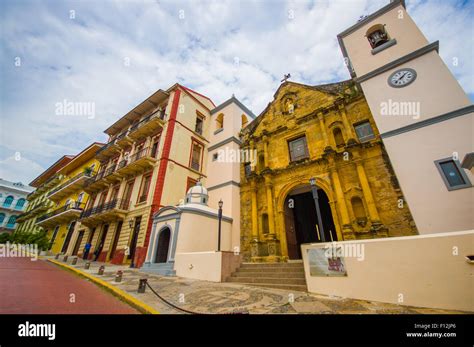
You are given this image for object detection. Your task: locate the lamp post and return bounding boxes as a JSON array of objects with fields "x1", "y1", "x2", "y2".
[
  {"x1": 309, "y1": 177, "x2": 326, "y2": 242},
  {"x1": 217, "y1": 199, "x2": 223, "y2": 251},
  {"x1": 128, "y1": 218, "x2": 136, "y2": 268}
]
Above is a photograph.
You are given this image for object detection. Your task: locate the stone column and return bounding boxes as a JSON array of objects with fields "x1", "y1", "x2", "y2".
[
  {"x1": 262, "y1": 135, "x2": 269, "y2": 169},
  {"x1": 355, "y1": 160, "x2": 382, "y2": 231},
  {"x1": 264, "y1": 175, "x2": 279, "y2": 258},
  {"x1": 318, "y1": 112, "x2": 331, "y2": 152},
  {"x1": 250, "y1": 180, "x2": 260, "y2": 258},
  {"x1": 337, "y1": 103, "x2": 357, "y2": 144},
  {"x1": 330, "y1": 168, "x2": 354, "y2": 239}
]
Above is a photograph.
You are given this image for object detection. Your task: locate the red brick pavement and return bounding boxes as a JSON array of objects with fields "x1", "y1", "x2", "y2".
[{"x1": 0, "y1": 257, "x2": 138, "y2": 314}]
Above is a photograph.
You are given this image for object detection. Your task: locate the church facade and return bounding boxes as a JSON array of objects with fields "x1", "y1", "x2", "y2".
[{"x1": 239, "y1": 80, "x2": 418, "y2": 262}]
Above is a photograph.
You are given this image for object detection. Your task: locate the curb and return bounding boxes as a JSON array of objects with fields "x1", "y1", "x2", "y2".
[{"x1": 47, "y1": 259, "x2": 159, "y2": 314}]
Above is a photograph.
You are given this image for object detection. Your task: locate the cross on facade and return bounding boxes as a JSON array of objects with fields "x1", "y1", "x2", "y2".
[{"x1": 281, "y1": 73, "x2": 291, "y2": 83}]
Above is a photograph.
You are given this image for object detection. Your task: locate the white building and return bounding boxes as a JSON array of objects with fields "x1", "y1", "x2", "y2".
[
  {"x1": 142, "y1": 96, "x2": 256, "y2": 281},
  {"x1": 0, "y1": 178, "x2": 34, "y2": 233}
]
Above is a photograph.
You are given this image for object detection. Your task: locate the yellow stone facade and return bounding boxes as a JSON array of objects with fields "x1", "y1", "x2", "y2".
[{"x1": 240, "y1": 80, "x2": 418, "y2": 262}]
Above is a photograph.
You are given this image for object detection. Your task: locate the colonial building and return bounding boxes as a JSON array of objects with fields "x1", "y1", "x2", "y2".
[
  {"x1": 338, "y1": 0, "x2": 473, "y2": 234},
  {"x1": 16, "y1": 155, "x2": 73, "y2": 235},
  {"x1": 0, "y1": 179, "x2": 34, "y2": 233},
  {"x1": 35, "y1": 143, "x2": 102, "y2": 254},
  {"x1": 239, "y1": 80, "x2": 418, "y2": 262},
  {"x1": 74, "y1": 84, "x2": 218, "y2": 267}
]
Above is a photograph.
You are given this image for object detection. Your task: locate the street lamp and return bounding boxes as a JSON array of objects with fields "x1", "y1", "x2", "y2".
[
  {"x1": 309, "y1": 177, "x2": 326, "y2": 242},
  {"x1": 128, "y1": 218, "x2": 136, "y2": 268},
  {"x1": 217, "y1": 199, "x2": 223, "y2": 251}
]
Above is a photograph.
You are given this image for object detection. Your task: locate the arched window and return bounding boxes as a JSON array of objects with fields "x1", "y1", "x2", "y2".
[
  {"x1": 241, "y1": 114, "x2": 248, "y2": 128},
  {"x1": 3, "y1": 196, "x2": 14, "y2": 208},
  {"x1": 333, "y1": 128, "x2": 345, "y2": 147},
  {"x1": 7, "y1": 215, "x2": 16, "y2": 227},
  {"x1": 351, "y1": 197, "x2": 367, "y2": 225},
  {"x1": 216, "y1": 113, "x2": 224, "y2": 130},
  {"x1": 0, "y1": 213, "x2": 5, "y2": 224},
  {"x1": 366, "y1": 24, "x2": 389, "y2": 49},
  {"x1": 15, "y1": 198, "x2": 26, "y2": 210}
]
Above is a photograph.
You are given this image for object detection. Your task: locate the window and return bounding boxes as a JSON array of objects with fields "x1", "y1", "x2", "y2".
[
  {"x1": 333, "y1": 128, "x2": 345, "y2": 147},
  {"x1": 435, "y1": 158, "x2": 472, "y2": 191},
  {"x1": 186, "y1": 177, "x2": 197, "y2": 192},
  {"x1": 190, "y1": 142, "x2": 203, "y2": 171},
  {"x1": 3, "y1": 195, "x2": 13, "y2": 208},
  {"x1": 288, "y1": 136, "x2": 309, "y2": 162},
  {"x1": 50, "y1": 226, "x2": 60, "y2": 248},
  {"x1": 6, "y1": 215, "x2": 16, "y2": 228},
  {"x1": 137, "y1": 173, "x2": 152, "y2": 203},
  {"x1": 195, "y1": 114, "x2": 204, "y2": 135},
  {"x1": 77, "y1": 192, "x2": 84, "y2": 203},
  {"x1": 15, "y1": 198, "x2": 26, "y2": 210},
  {"x1": 0, "y1": 213, "x2": 5, "y2": 224},
  {"x1": 244, "y1": 163, "x2": 252, "y2": 177},
  {"x1": 366, "y1": 24, "x2": 389, "y2": 49},
  {"x1": 216, "y1": 113, "x2": 224, "y2": 130},
  {"x1": 354, "y1": 121, "x2": 375, "y2": 142},
  {"x1": 151, "y1": 135, "x2": 161, "y2": 158}
]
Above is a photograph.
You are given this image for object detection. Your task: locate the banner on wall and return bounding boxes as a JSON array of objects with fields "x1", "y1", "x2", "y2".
[{"x1": 307, "y1": 248, "x2": 347, "y2": 277}]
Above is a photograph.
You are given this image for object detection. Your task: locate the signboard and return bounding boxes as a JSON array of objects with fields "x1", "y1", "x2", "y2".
[{"x1": 307, "y1": 248, "x2": 347, "y2": 277}]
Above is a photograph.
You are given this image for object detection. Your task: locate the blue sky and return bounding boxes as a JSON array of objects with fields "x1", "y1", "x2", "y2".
[{"x1": 0, "y1": 0, "x2": 473, "y2": 184}]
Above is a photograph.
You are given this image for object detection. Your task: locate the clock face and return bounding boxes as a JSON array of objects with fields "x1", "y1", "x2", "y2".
[{"x1": 388, "y1": 68, "x2": 417, "y2": 88}]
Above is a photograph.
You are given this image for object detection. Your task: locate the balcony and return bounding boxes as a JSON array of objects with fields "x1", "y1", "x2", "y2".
[
  {"x1": 27, "y1": 174, "x2": 63, "y2": 200},
  {"x1": 47, "y1": 171, "x2": 93, "y2": 201},
  {"x1": 36, "y1": 202, "x2": 85, "y2": 228},
  {"x1": 96, "y1": 140, "x2": 120, "y2": 161},
  {"x1": 127, "y1": 110, "x2": 166, "y2": 141},
  {"x1": 115, "y1": 146, "x2": 157, "y2": 177},
  {"x1": 80, "y1": 198, "x2": 130, "y2": 227},
  {"x1": 114, "y1": 130, "x2": 133, "y2": 149},
  {"x1": 16, "y1": 201, "x2": 53, "y2": 223},
  {"x1": 84, "y1": 165, "x2": 120, "y2": 193}
]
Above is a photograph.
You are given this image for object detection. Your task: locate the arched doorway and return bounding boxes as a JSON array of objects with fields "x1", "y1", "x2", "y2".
[
  {"x1": 155, "y1": 227, "x2": 171, "y2": 263},
  {"x1": 284, "y1": 185, "x2": 337, "y2": 259}
]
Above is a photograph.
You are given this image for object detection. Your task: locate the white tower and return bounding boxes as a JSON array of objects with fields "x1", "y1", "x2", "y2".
[
  {"x1": 338, "y1": 0, "x2": 473, "y2": 234},
  {"x1": 206, "y1": 96, "x2": 256, "y2": 252}
]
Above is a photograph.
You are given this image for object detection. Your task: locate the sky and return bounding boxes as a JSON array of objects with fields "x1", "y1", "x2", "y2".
[{"x1": 0, "y1": 0, "x2": 473, "y2": 185}]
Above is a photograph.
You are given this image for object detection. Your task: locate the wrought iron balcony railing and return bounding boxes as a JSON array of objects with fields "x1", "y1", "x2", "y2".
[
  {"x1": 80, "y1": 198, "x2": 130, "y2": 219},
  {"x1": 36, "y1": 202, "x2": 85, "y2": 223}
]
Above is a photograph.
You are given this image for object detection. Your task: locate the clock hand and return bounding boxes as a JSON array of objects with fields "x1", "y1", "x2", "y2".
[{"x1": 397, "y1": 72, "x2": 408, "y2": 81}]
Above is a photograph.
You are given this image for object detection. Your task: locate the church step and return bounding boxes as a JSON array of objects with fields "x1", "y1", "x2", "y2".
[
  {"x1": 227, "y1": 276, "x2": 307, "y2": 285},
  {"x1": 237, "y1": 266, "x2": 305, "y2": 273},
  {"x1": 240, "y1": 262, "x2": 303, "y2": 268},
  {"x1": 231, "y1": 271, "x2": 305, "y2": 279},
  {"x1": 233, "y1": 283, "x2": 308, "y2": 292}
]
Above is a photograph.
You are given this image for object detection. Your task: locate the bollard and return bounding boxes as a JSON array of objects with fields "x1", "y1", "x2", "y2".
[
  {"x1": 72, "y1": 257, "x2": 78, "y2": 265},
  {"x1": 98, "y1": 265, "x2": 105, "y2": 275},
  {"x1": 115, "y1": 270, "x2": 123, "y2": 283},
  {"x1": 63, "y1": 255, "x2": 68, "y2": 262},
  {"x1": 55, "y1": 254, "x2": 60, "y2": 260},
  {"x1": 138, "y1": 278, "x2": 147, "y2": 293},
  {"x1": 85, "y1": 262, "x2": 91, "y2": 270}
]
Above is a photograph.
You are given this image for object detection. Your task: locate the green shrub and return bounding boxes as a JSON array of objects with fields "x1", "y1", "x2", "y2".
[{"x1": 6, "y1": 230, "x2": 50, "y2": 251}]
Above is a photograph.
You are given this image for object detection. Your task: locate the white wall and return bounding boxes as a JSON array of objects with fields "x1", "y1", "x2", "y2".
[{"x1": 302, "y1": 230, "x2": 474, "y2": 312}]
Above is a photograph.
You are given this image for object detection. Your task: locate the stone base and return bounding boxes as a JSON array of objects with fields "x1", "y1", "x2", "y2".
[{"x1": 141, "y1": 262, "x2": 176, "y2": 276}]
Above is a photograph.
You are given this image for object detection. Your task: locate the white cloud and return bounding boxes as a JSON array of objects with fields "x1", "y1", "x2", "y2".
[{"x1": 0, "y1": 0, "x2": 472, "y2": 184}]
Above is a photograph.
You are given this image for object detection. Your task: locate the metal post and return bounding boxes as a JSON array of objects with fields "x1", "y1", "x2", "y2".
[
  {"x1": 138, "y1": 278, "x2": 147, "y2": 293},
  {"x1": 98, "y1": 265, "x2": 105, "y2": 275},
  {"x1": 217, "y1": 199, "x2": 223, "y2": 251},
  {"x1": 310, "y1": 178, "x2": 326, "y2": 243}
]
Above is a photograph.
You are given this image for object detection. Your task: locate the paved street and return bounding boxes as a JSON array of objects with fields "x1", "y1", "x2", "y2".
[
  {"x1": 46, "y1": 257, "x2": 467, "y2": 315},
  {"x1": 0, "y1": 257, "x2": 138, "y2": 314}
]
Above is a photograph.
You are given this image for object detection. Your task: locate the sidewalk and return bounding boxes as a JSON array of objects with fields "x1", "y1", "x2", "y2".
[{"x1": 46, "y1": 256, "x2": 464, "y2": 314}]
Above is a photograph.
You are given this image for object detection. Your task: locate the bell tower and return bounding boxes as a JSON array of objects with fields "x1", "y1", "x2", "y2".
[{"x1": 338, "y1": 0, "x2": 473, "y2": 234}]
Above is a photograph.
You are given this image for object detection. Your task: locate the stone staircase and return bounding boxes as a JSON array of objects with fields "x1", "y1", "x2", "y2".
[{"x1": 225, "y1": 261, "x2": 307, "y2": 292}]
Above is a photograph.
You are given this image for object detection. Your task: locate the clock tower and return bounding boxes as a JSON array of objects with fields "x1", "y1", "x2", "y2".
[{"x1": 338, "y1": 0, "x2": 473, "y2": 234}]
